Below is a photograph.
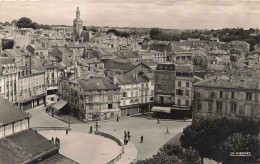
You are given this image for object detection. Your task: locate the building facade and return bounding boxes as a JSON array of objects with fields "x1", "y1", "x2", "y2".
[
  {"x1": 18, "y1": 67, "x2": 46, "y2": 110},
  {"x1": 71, "y1": 77, "x2": 121, "y2": 121},
  {"x1": 193, "y1": 75, "x2": 260, "y2": 122}
]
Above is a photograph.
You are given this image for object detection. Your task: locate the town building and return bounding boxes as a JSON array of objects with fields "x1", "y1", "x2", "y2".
[
  {"x1": 17, "y1": 66, "x2": 46, "y2": 110},
  {"x1": 193, "y1": 74, "x2": 260, "y2": 122},
  {"x1": 153, "y1": 63, "x2": 194, "y2": 117},
  {"x1": 0, "y1": 57, "x2": 19, "y2": 104},
  {"x1": 26, "y1": 44, "x2": 48, "y2": 57},
  {"x1": 115, "y1": 74, "x2": 150, "y2": 117},
  {"x1": 69, "y1": 77, "x2": 121, "y2": 121}
]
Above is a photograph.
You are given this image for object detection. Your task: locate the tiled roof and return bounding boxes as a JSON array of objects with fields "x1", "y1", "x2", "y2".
[
  {"x1": 38, "y1": 153, "x2": 79, "y2": 164},
  {"x1": 175, "y1": 64, "x2": 194, "y2": 72},
  {"x1": 248, "y1": 63, "x2": 260, "y2": 70},
  {"x1": 194, "y1": 75, "x2": 260, "y2": 90},
  {"x1": 0, "y1": 129, "x2": 58, "y2": 164},
  {"x1": 139, "y1": 59, "x2": 157, "y2": 67},
  {"x1": 101, "y1": 59, "x2": 149, "y2": 72},
  {"x1": 78, "y1": 77, "x2": 119, "y2": 91},
  {"x1": 0, "y1": 98, "x2": 29, "y2": 126},
  {"x1": 116, "y1": 75, "x2": 138, "y2": 85},
  {"x1": 0, "y1": 57, "x2": 14, "y2": 65}
]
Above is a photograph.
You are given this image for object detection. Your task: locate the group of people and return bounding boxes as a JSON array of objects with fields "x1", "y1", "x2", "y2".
[
  {"x1": 124, "y1": 131, "x2": 131, "y2": 145},
  {"x1": 51, "y1": 137, "x2": 60, "y2": 146}
]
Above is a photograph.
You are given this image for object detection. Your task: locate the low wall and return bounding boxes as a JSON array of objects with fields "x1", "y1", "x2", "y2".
[
  {"x1": 32, "y1": 127, "x2": 71, "y2": 131},
  {"x1": 95, "y1": 131, "x2": 125, "y2": 164}
]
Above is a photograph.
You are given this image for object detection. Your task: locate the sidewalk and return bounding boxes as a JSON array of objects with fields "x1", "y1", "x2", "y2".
[{"x1": 116, "y1": 141, "x2": 138, "y2": 164}]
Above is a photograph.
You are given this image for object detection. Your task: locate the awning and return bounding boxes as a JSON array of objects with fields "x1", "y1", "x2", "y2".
[
  {"x1": 151, "y1": 106, "x2": 172, "y2": 113},
  {"x1": 52, "y1": 99, "x2": 68, "y2": 110},
  {"x1": 171, "y1": 105, "x2": 190, "y2": 111}
]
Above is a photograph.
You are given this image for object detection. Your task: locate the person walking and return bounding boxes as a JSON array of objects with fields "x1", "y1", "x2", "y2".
[
  {"x1": 127, "y1": 131, "x2": 130, "y2": 137},
  {"x1": 124, "y1": 131, "x2": 127, "y2": 138},
  {"x1": 116, "y1": 116, "x2": 119, "y2": 122},
  {"x1": 90, "y1": 126, "x2": 93, "y2": 133},
  {"x1": 128, "y1": 134, "x2": 131, "y2": 141},
  {"x1": 141, "y1": 136, "x2": 143, "y2": 143},
  {"x1": 157, "y1": 118, "x2": 160, "y2": 124},
  {"x1": 51, "y1": 137, "x2": 54, "y2": 143}
]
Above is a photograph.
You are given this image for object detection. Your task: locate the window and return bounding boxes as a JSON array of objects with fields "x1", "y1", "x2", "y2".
[
  {"x1": 186, "y1": 90, "x2": 189, "y2": 96},
  {"x1": 185, "y1": 100, "x2": 189, "y2": 106},
  {"x1": 123, "y1": 92, "x2": 127, "y2": 97},
  {"x1": 158, "y1": 84, "x2": 162, "y2": 89},
  {"x1": 217, "y1": 102, "x2": 222, "y2": 112},
  {"x1": 246, "y1": 92, "x2": 252, "y2": 100},
  {"x1": 176, "y1": 89, "x2": 183, "y2": 96},
  {"x1": 89, "y1": 104, "x2": 93, "y2": 110},
  {"x1": 89, "y1": 96, "x2": 93, "y2": 102},
  {"x1": 231, "y1": 92, "x2": 235, "y2": 99},
  {"x1": 177, "y1": 99, "x2": 181, "y2": 105},
  {"x1": 219, "y1": 91, "x2": 223, "y2": 98},
  {"x1": 186, "y1": 82, "x2": 189, "y2": 87},
  {"x1": 208, "y1": 101, "x2": 213, "y2": 112},
  {"x1": 80, "y1": 95, "x2": 83, "y2": 100},
  {"x1": 178, "y1": 81, "x2": 181, "y2": 87},
  {"x1": 230, "y1": 103, "x2": 237, "y2": 114},
  {"x1": 108, "y1": 104, "x2": 113, "y2": 109}
]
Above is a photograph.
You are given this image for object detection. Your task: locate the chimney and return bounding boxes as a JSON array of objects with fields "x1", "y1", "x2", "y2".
[{"x1": 113, "y1": 76, "x2": 117, "y2": 85}]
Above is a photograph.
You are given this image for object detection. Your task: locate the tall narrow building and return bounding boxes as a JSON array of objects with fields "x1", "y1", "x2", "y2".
[{"x1": 73, "y1": 7, "x2": 83, "y2": 37}]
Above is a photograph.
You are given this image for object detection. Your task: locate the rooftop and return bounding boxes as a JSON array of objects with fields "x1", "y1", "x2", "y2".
[
  {"x1": 0, "y1": 129, "x2": 58, "y2": 164},
  {"x1": 78, "y1": 77, "x2": 119, "y2": 91},
  {"x1": 194, "y1": 74, "x2": 260, "y2": 90},
  {"x1": 0, "y1": 98, "x2": 29, "y2": 126}
]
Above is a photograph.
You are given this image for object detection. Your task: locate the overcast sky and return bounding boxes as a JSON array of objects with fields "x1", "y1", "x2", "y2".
[{"x1": 0, "y1": 0, "x2": 260, "y2": 29}]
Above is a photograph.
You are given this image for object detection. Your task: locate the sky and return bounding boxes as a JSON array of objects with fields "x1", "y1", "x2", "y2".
[{"x1": 0, "y1": 0, "x2": 260, "y2": 29}]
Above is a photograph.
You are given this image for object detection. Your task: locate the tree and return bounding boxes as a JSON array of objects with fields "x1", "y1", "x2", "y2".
[
  {"x1": 89, "y1": 27, "x2": 98, "y2": 33},
  {"x1": 106, "y1": 29, "x2": 120, "y2": 36},
  {"x1": 135, "y1": 144, "x2": 200, "y2": 164},
  {"x1": 16, "y1": 17, "x2": 33, "y2": 28},
  {"x1": 219, "y1": 133, "x2": 260, "y2": 164},
  {"x1": 149, "y1": 28, "x2": 161, "y2": 39},
  {"x1": 120, "y1": 32, "x2": 130, "y2": 38},
  {"x1": 1, "y1": 39, "x2": 14, "y2": 50},
  {"x1": 3, "y1": 21, "x2": 11, "y2": 26},
  {"x1": 180, "y1": 117, "x2": 260, "y2": 163}
]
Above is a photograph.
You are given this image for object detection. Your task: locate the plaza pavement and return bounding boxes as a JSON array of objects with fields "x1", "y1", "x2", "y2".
[
  {"x1": 28, "y1": 107, "x2": 191, "y2": 163},
  {"x1": 39, "y1": 130, "x2": 122, "y2": 164}
]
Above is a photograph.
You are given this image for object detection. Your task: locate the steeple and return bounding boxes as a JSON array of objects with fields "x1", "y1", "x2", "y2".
[
  {"x1": 76, "y1": 6, "x2": 80, "y2": 19},
  {"x1": 73, "y1": 6, "x2": 83, "y2": 37}
]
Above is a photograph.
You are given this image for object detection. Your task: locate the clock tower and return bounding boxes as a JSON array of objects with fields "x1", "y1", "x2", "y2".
[{"x1": 73, "y1": 7, "x2": 83, "y2": 37}]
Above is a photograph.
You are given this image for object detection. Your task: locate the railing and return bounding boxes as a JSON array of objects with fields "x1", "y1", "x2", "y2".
[
  {"x1": 31, "y1": 127, "x2": 71, "y2": 131},
  {"x1": 95, "y1": 131, "x2": 125, "y2": 164}
]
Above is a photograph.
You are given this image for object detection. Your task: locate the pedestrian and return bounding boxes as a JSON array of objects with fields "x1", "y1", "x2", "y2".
[
  {"x1": 90, "y1": 126, "x2": 93, "y2": 133},
  {"x1": 124, "y1": 131, "x2": 127, "y2": 138},
  {"x1": 157, "y1": 118, "x2": 160, "y2": 124},
  {"x1": 124, "y1": 138, "x2": 126, "y2": 145},
  {"x1": 66, "y1": 129, "x2": 68, "y2": 134},
  {"x1": 55, "y1": 137, "x2": 58, "y2": 144},
  {"x1": 116, "y1": 116, "x2": 119, "y2": 122},
  {"x1": 128, "y1": 134, "x2": 131, "y2": 141},
  {"x1": 127, "y1": 131, "x2": 130, "y2": 138},
  {"x1": 51, "y1": 137, "x2": 54, "y2": 143},
  {"x1": 166, "y1": 127, "x2": 169, "y2": 134},
  {"x1": 141, "y1": 136, "x2": 143, "y2": 143}
]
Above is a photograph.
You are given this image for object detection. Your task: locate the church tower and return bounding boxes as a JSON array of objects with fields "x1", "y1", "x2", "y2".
[{"x1": 73, "y1": 7, "x2": 83, "y2": 37}]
